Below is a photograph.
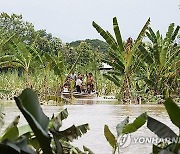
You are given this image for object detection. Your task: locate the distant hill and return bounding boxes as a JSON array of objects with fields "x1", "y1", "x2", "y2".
[{"x1": 69, "y1": 39, "x2": 109, "y2": 52}]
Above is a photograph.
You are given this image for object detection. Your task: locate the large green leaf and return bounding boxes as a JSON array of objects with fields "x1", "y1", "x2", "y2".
[
  {"x1": 147, "y1": 116, "x2": 177, "y2": 139},
  {"x1": 138, "y1": 45, "x2": 154, "y2": 64},
  {"x1": 92, "y1": 21, "x2": 118, "y2": 51},
  {"x1": 104, "y1": 125, "x2": 116, "y2": 148},
  {"x1": 50, "y1": 108, "x2": 68, "y2": 130},
  {"x1": 27, "y1": 45, "x2": 43, "y2": 65},
  {"x1": 0, "y1": 116, "x2": 20, "y2": 141},
  {"x1": 163, "y1": 98, "x2": 180, "y2": 128},
  {"x1": 0, "y1": 136, "x2": 35, "y2": 154},
  {"x1": 14, "y1": 88, "x2": 52, "y2": 154},
  {"x1": 51, "y1": 132, "x2": 63, "y2": 154},
  {"x1": 122, "y1": 112, "x2": 147, "y2": 134},
  {"x1": 126, "y1": 18, "x2": 150, "y2": 69},
  {"x1": 51, "y1": 124, "x2": 89, "y2": 142},
  {"x1": 107, "y1": 70, "x2": 123, "y2": 76},
  {"x1": 18, "y1": 125, "x2": 32, "y2": 137},
  {"x1": 15, "y1": 89, "x2": 49, "y2": 130}
]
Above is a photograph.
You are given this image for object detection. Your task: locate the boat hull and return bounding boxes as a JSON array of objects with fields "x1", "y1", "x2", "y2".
[
  {"x1": 62, "y1": 92, "x2": 96, "y2": 99},
  {"x1": 73, "y1": 93, "x2": 95, "y2": 99}
]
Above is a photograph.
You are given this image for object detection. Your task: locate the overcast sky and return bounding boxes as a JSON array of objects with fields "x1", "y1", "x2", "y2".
[{"x1": 0, "y1": 0, "x2": 179, "y2": 43}]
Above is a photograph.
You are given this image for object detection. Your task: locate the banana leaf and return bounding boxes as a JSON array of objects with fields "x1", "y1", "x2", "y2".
[
  {"x1": 147, "y1": 116, "x2": 177, "y2": 139},
  {"x1": 163, "y1": 98, "x2": 180, "y2": 128},
  {"x1": 113, "y1": 17, "x2": 124, "y2": 52},
  {"x1": 0, "y1": 136, "x2": 35, "y2": 154},
  {"x1": 50, "y1": 124, "x2": 89, "y2": 142},
  {"x1": 14, "y1": 88, "x2": 52, "y2": 154},
  {"x1": 50, "y1": 108, "x2": 68, "y2": 130},
  {"x1": 122, "y1": 112, "x2": 147, "y2": 134},
  {"x1": 0, "y1": 116, "x2": 20, "y2": 141},
  {"x1": 92, "y1": 21, "x2": 118, "y2": 51},
  {"x1": 104, "y1": 125, "x2": 116, "y2": 148}
]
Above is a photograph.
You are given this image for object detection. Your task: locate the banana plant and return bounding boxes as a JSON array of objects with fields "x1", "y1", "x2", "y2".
[
  {"x1": 92, "y1": 17, "x2": 150, "y2": 103},
  {"x1": 147, "y1": 98, "x2": 180, "y2": 154},
  {"x1": 104, "y1": 112, "x2": 147, "y2": 154},
  {"x1": 137, "y1": 23, "x2": 180, "y2": 96},
  {"x1": 104, "y1": 97, "x2": 180, "y2": 154},
  {"x1": 44, "y1": 49, "x2": 82, "y2": 97},
  {"x1": 0, "y1": 41, "x2": 43, "y2": 88},
  {"x1": 0, "y1": 88, "x2": 92, "y2": 154}
]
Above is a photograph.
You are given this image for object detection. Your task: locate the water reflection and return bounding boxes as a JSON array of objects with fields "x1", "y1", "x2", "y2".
[{"x1": 0, "y1": 100, "x2": 177, "y2": 154}]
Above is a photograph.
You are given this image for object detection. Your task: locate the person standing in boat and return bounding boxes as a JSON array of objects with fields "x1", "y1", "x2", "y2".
[
  {"x1": 75, "y1": 75, "x2": 83, "y2": 93},
  {"x1": 70, "y1": 71, "x2": 77, "y2": 81},
  {"x1": 86, "y1": 71, "x2": 95, "y2": 94},
  {"x1": 70, "y1": 71, "x2": 77, "y2": 90}
]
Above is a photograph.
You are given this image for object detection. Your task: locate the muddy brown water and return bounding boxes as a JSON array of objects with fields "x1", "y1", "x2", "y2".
[{"x1": 0, "y1": 99, "x2": 178, "y2": 154}]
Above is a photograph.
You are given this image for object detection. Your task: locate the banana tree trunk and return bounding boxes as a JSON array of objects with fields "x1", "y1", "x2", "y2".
[
  {"x1": 25, "y1": 68, "x2": 32, "y2": 88},
  {"x1": 122, "y1": 74, "x2": 132, "y2": 104}
]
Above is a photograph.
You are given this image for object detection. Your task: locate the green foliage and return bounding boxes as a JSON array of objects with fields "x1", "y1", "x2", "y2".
[
  {"x1": 0, "y1": 136, "x2": 35, "y2": 154},
  {"x1": 69, "y1": 39, "x2": 109, "y2": 53},
  {"x1": 93, "y1": 17, "x2": 150, "y2": 103},
  {"x1": 0, "y1": 88, "x2": 92, "y2": 153},
  {"x1": 122, "y1": 112, "x2": 147, "y2": 134},
  {"x1": 146, "y1": 98, "x2": 180, "y2": 154},
  {"x1": 14, "y1": 88, "x2": 52, "y2": 153},
  {"x1": 164, "y1": 98, "x2": 180, "y2": 128},
  {"x1": 104, "y1": 113, "x2": 147, "y2": 153},
  {"x1": 0, "y1": 116, "x2": 20, "y2": 142},
  {"x1": 147, "y1": 116, "x2": 177, "y2": 139},
  {"x1": 104, "y1": 125, "x2": 117, "y2": 148},
  {"x1": 138, "y1": 23, "x2": 180, "y2": 96}
]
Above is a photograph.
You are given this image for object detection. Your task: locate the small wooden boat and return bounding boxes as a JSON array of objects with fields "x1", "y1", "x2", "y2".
[
  {"x1": 62, "y1": 92, "x2": 72, "y2": 98},
  {"x1": 62, "y1": 91, "x2": 96, "y2": 99},
  {"x1": 73, "y1": 92, "x2": 96, "y2": 99}
]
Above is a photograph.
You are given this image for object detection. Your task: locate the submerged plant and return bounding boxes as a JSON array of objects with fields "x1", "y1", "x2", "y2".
[
  {"x1": 0, "y1": 88, "x2": 93, "y2": 154},
  {"x1": 104, "y1": 98, "x2": 180, "y2": 154},
  {"x1": 147, "y1": 98, "x2": 180, "y2": 154},
  {"x1": 104, "y1": 113, "x2": 147, "y2": 153}
]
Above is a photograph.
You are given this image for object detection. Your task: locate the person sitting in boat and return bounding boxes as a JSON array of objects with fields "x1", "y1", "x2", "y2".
[
  {"x1": 63, "y1": 85, "x2": 69, "y2": 92},
  {"x1": 86, "y1": 71, "x2": 95, "y2": 94},
  {"x1": 75, "y1": 75, "x2": 83, "y2": 93},
  {"x1": 63, "y1": 77, "x2": 71, "y2": 92}
]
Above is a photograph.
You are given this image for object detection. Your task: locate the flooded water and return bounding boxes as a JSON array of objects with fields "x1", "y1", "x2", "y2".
[{"x1": 0, "y1": 99, "x2": 178, "y2": 154}]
